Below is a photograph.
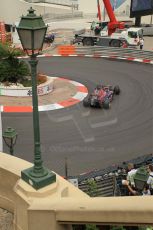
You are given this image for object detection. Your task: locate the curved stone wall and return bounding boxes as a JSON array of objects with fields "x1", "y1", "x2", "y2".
[{"x1": 0, "y1": 77, "x2": 54, "y2": 97}]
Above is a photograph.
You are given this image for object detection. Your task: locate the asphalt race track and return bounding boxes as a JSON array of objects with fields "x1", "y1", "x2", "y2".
[{"x1": 2, "y1": 57, "x2": 153, "y2": 176}]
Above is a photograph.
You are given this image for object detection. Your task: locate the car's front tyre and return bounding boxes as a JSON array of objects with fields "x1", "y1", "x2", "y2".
[
  {"x1": 83, "y1": 97, "x2": 90, "y2": 107},
  {"x1": 103, "y1": 98, "x2": 110, "y2": 109},
  {"x1": 114, "y1": 85, "x2": 120, "y2": 95}
]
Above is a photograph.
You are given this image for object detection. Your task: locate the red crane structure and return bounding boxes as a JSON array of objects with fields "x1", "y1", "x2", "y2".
[
  {"x1": 99, "y1": 0, "x2": 125, "y2": 35},
  {"x1": 97, "y1": 0, "x2": 102, "y2": 22}
]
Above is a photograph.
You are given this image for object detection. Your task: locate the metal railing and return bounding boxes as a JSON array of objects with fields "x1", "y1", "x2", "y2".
[
  {"x1": 79, "y1": 176, "x2": 115, "y2": 197},
  {"x1": 76, "y1": 154, "x2": 153, "y2": 183},
  {"x1": 76, "y1": 154, "x2": 153, "y2": 197}
]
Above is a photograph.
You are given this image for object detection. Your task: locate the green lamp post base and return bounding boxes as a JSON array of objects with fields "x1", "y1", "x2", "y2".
[{"x1": 21, "y1": 167, "x2": 56, "y2": 190}]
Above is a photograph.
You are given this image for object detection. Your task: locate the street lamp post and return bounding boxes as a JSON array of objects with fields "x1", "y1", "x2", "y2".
[
  {"x1": 16, "y1": 7, "x2": 56, "y2": 190},
  {"x1": 134, "y1": 167, "x2": 149, "y2": 191},
  {"x1": 65, "y1": 157, "x2": 68, "y2": 180},
  {"x1": 3, "y1": 127, "x2": 18, "y2": 155}
]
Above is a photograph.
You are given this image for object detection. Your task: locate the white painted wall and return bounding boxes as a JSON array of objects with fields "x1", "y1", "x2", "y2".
[
  {"x1": 78, "y1": 0, "x2": 98, "y2": 14},
  {"x1": 0, "y1": 0, "x2": 71, "y2": 25}
]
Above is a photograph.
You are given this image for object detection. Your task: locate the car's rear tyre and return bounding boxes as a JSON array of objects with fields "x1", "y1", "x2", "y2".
[
  {"x1": 114, "y1": 85, "x2": 120, "y2": 95},
  {"x1": 83, "y1": 97, "x2": 90, "y2": 107},
  {"x1": 103, "y1": 98, "x2": 110, "y2": 109}
]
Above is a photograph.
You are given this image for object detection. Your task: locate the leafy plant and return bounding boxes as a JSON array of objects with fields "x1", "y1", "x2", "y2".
[
  {"x1": 0, "y1": 43, "x2": 8, "y2": 59},
  {"x1": 87, "y1": 179, "x2": 98, "y2": 197},
  {"x1": 86, "y1": 224, "x2": 98, "y2": 230},
  {"x1": 111, "y1": 226, "x2": 126, "y2": 230},
  {"x1": 0, "y1": 43, "x2": 29, "y2": 84},
  {"x1": 139, "y1": 226, "x2": 153, "y2": 230},
  {"x1": 0, "y1": 43, "x2": 24, "y2": 59}
]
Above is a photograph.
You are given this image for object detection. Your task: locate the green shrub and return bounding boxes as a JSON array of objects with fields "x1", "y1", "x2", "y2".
[
  {"x1": 85, "y1": 224, "x2": 98, "y2": 230},
  {"x1": 21, "y1": 79, "x2": 32, "y2": 87},
  {"x1": 0, "y1": 43, "x2": 24, "y2": 59},
  {"x1": 0, "y1": 58, "x2": 30, "y2": 83},
  {"x1": 0, "y1": 43, "x2": 30, "y2": 84},
  {"x1": 86, "y1": 179, "x2": 98, "y2": 197},
  {"x1": 111, "y1": 227, "x2": 126, "y2": 230},
  {"x1": 0, "y1": 43, "x2": 48, "y2": 86}
]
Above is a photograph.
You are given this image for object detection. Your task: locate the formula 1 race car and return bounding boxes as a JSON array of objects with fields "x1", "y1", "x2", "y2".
[{"x1": 83, "y1": 84, "x2": 120, "y2": 109}]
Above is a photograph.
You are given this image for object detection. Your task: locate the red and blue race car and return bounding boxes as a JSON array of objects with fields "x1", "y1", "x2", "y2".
[{"x1": 83, "y1": 84, "x2": 120, "y2": 109}]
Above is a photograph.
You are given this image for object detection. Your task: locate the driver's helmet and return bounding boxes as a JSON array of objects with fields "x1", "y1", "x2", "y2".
[
  {"x1": 105, "y1": 87, "x2": 109, "y2": 92},
  {"x1": 96, "y1": 85, "x2": 102, "y2": 90}
]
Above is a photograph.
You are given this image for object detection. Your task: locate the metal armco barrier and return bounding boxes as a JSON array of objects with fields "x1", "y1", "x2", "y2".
[{"x1": 74, "y1": 46, "x2": 153, "y2": 61}]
